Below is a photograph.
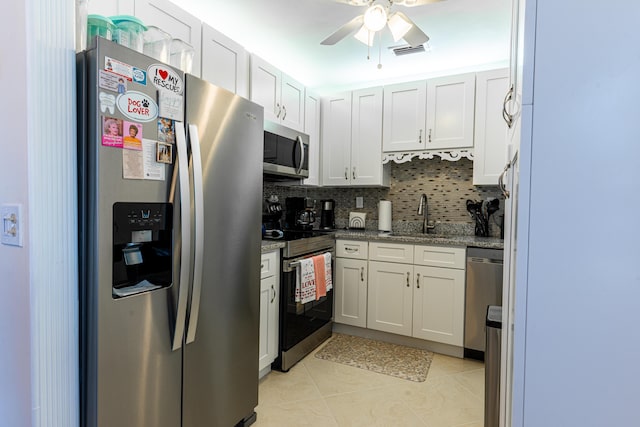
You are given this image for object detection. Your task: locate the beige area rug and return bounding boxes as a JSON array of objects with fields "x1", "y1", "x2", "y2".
[{"x1": 315, "y1": 333, "x2": 433, "y2": 382}]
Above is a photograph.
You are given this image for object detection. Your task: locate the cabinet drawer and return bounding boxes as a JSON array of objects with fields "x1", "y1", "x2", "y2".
[
  {"x1": 336, "y1": 240, "x2": 369, "y2": 260},
  {"x1": 369, "y1": 242, "x2": 414, "y2": 264},
  {"x1": 414, "y1": 245, "x2": 465, "y2": 269},
  {"x1": 260, "y1": 251, "x2": 278, "y2": 279}
]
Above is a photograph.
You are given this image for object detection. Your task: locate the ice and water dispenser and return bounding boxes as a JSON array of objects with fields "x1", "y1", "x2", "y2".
[{"x1": 112, "y1": 202, "x2": 172, "y2": 298}]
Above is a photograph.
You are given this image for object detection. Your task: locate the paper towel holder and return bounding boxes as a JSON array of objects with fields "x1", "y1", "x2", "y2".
[{"x1": 378, "y1": 200, "x2": 392, "y2": 233}]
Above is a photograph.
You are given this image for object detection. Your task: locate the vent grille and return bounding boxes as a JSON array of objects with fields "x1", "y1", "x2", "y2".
[{"x1": 391, "y1": 44, "x2": 426, "y2": 56}]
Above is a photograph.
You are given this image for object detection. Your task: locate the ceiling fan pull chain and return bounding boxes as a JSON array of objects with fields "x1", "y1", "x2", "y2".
[{"x1": 377, "y1": 31, "x2": 382, "y2": 69}]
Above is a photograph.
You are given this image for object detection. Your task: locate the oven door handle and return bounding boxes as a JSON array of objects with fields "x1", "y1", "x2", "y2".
[{"x1": 283, "y1": 250, "x2": 335, "y2": 272}]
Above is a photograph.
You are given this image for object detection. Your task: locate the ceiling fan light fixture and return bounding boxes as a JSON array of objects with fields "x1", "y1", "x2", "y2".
[
  {"x1": 363, "y1": 4, "x2": 388, "y2": 32},
  {"x1": 354, "y1": 25, "x2": 374, "y2": 46},
  {"x1": 388, "y1": 12, "x2": 413, "y2": 41}
]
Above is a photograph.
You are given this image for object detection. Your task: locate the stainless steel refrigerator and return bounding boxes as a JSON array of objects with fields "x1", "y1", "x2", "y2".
[{"x1": 77, "y1": 37, "x2": 263, "y2": 427}]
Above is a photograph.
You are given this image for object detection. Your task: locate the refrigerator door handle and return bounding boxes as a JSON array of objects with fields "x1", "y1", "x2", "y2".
[
  {"x1": 186, "y1": 124, "x2": 204, "y2": 344},
  {"x1": 172, "y1": 122, "x2": 192, "y2": 351}
]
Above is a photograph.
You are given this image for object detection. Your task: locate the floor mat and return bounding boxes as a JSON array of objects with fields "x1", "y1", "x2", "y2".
[{"x1": 314, "y1": 333, "x2": 433, "y2": 382}]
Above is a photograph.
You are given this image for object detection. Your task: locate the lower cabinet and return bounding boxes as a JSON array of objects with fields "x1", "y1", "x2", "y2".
[
  {"x1": 412, "y1": 265, "x2": 465, "y2": 346},
  {"x1": 336, "y1": 240, "x2": 466, "y2": 348},
  {"x1": 259, "y1": 250, "x2": 279, "y2": 376},
  {"x1": 335, "y1": 257, "x2": 368, "y2": 328},
  {"x1": 334, "y1": 240, "x2": 369, "y2": 328}
]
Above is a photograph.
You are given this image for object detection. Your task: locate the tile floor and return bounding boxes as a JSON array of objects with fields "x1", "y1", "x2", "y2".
[{"x1": 254, "y1": 336, "x2": 485, "y2": 427}]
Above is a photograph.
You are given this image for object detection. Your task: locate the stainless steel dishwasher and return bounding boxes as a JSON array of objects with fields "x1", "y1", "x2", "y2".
[{"x1": 464, "y1": 247, "x2": 503, "y2": 360}]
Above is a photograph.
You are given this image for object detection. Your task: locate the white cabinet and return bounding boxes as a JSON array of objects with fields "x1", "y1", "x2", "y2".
[
  {"x1": 367, "y1": 260, "x2": 413, "y2": 336},
  {"x1": 302, "y1": 89, "x2": 321, "y2": 186},
  {"x1": 201, "y1": 24, "x2": 248, "y2": 98},
  {"x1": 426, "y1": 73, "x2": 476, "y2": 150},
  {"x1": 412, "y1": 265, "x2": 465, "y2": 345},
  {"x1": 259, "y1": 250, "x2": 279, "y2": 376},
  {"x1": 250, "y1": 55, "x2": 304, "y2": 131},
  {"x1": 383, "y1": 73, "x2": 476, "y2": 152},
  {"x1": 473, "y1": 69, "x2": 510, "y2": 185},
  {"x1": 88, "y1": 0, "x2": 134, "y2": 16},
  {"x1": 366, "y1": 242, "x2": 466, "y2": 347},
  {"x1": 334, "y1": 240, "x2": 369, "y2": 328},
  {"x1": 382, "y1": 81, "x2": 427, "y2": 152},
  {"x1": 134, "y1": 0, "x2": 202, "y2": 77},
  {"x1": 322, "y1": 88, "x2": 389, "y2": 187},
  {"x1": 321, "y1": 92, "x2": 352, "y2": 186}
]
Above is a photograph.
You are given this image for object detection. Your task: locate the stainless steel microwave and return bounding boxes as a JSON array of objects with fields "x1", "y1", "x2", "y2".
[{"x1": 263, "y1": 121, "x2": 309, "y2": 180}]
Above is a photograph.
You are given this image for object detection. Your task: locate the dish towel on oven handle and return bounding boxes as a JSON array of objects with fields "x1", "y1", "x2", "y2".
[
  {"x1": 313, "y1": 253, "x2": 333, "y2": 299},
  {"x1": 295, "y1": 257, "x2": 317, "y2": 304},
  {"x1": 295, "y1": 253, "x2": 333, "y2": 303}
]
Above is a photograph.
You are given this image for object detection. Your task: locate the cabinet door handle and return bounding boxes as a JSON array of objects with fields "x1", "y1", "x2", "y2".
[
  {"x1": 261, "y1": 263, "x2": 264, "y2": 269},
  {"x1": 345, "y1": 247, "x2": 357, "y2": 252},
  {"x1": 419, "y1": 129, "x2": 423, "y2": 143},
  {"x1": 271, "y1": 284, "x2": 276, "y2": 303},
  {"x1": 345, "y1": 167, "x2": 349, "y2": 180},
  {"x1": 498, "y1": 151, "x2": 518, "y2": 199},
  {"x1": 502, "y1": 85, "x2": 514, "y2": 128},
  {"x1": 282, "y1": 105, "x2": 287, "y2": 120},
  {"x1": 276, "y1": 103, "x2": 281, "y2": 118},
  {"x1": 428, "y1": 128, "x2": 432, "y2": 143},
  {"x1": 352, "y1": 167, "x2": 356, "y2": 180},
  {"x1": 416, "y1": 273, "x2": 420, "y2": 288},
  {"x1": 361, "y1": 267, "x2": 364, "y2": 282},
  {"x1": 406, "y1": 272, "x2": 410, "y2": 287}
]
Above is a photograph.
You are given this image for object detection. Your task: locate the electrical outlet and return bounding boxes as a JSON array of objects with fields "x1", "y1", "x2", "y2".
[
  {"x1": 1, "y1": 204, "x2": 23, "y2": 247},
  {"x1": 355, "y1": 196, "x2": 364, "y2": 209}
]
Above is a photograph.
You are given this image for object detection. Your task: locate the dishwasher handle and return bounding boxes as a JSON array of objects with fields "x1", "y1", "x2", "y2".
[{"x1": 468, "y1": 257, "x2": 503, "y2": 265}]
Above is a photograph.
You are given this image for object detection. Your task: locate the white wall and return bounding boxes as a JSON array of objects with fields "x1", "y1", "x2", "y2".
[
  {"x1": 0, "y1": 0, "x2": 79, "y2": 426},
  {"x1": 0, "y1": 1, "x2": 32, "y2": 425},
  {"x1": 520, "y1": 1, "x2": 640, "y2": 425}
]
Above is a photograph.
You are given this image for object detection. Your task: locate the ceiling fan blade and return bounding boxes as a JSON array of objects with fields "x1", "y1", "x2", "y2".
[
  {"x1": 394, "y1": 0, "x2": 444, "y2": 6},
  {"x1": 394, "y1": 11, "x2": 429, "y2": 47},
  {"x1": 321, "y1": 15, "x2": 365, "y2": 45},
  {"x1": 332, "y1": 0, "x2": 369, "y2": 5}
]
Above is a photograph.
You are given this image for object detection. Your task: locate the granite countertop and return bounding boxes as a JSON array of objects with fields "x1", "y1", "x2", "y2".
[
  {"x1": 332, "y1": 230, "x2": 504, "y2": 250},
  {"x1": 262, "y1": 230, "x2": 503, "y2": 252},
  {"x1": 261, "y1": 240, "x2": 286, "y2": 252}
]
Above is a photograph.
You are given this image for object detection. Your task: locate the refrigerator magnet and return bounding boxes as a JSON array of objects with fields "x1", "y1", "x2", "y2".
[
  {"x1": 105, "y1": 56, "x2": 133, "y2": 81},
  {"x1": 158, "y1": 91, "x2": 183, "y2": 121},
  {"x1": 99, "y1": 70, "x2": 127, "y2": 94},
  {"x1": 98, "y1": 92, "x2": 116, "y2": 115},
  {"x1": 123, "y1": 121, "x2": 143, "y2": 151},
  {"x1": 102, "y1": 116, "x2": 123, "y2": 148},
  {"x1": 156, "y1": 142, "x2": 172, "y2": 164},
  {"x1": 157, "y1": 118, "x2": 175, "y2": 144}
]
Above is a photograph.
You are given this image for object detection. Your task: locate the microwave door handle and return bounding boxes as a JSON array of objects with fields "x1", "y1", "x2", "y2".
[
  {"x1": 185, "y1": 124, "x2": 204, "y2": 345},
  {"x1": 171, "y1": 122, "x2": 191, "y2": 352},
  {"x1": 296, "y1": 135, "x2": 305, "y2": 175}
]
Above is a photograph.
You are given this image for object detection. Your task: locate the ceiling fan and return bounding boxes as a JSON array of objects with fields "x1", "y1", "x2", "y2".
[{"x1": 321, "y1": 0, "x2": 443, "y2": 48}]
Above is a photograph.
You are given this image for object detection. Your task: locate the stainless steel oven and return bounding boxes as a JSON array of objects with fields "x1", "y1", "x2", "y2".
[{"x1": 272, "y1": 233, "x2": 334, "y2": 372}]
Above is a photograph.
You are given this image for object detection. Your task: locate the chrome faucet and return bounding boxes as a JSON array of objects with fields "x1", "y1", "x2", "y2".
[{"x1": 417, "y1": 193, "x2": 436, "y2": 234}]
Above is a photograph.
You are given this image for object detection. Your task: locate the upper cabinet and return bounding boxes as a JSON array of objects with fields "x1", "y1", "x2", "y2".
[
  {"x1": 426, "y1": 73, "x2": 476, "y2": 150},
  {"x1": 302, "y1": 89, "x2": 321, "y2": 186},
  {"x1": 382, "y1": 81, "x2": 427, "y2": 152},
  {"x1": 473, "y1": 68, "x2": 509, "y2": 185},
  {"x1": 88, "y1": 0, "x2": 134, "y2": 16},
  {"x1": 383, "y1": 73, "x2": 476, "y2": 152},
  {"x1": 322, "y1": 88, "x2": 389, "y2": 187},
  {"x1": 134, "y1": 0, "x2": 202, "y2": 77},
  {"x1": 250, "y1": 55, "x2": 305, "y2": 132},
  {"x1": 201, "y1": 24, "x2": 248, "y2": 98}
]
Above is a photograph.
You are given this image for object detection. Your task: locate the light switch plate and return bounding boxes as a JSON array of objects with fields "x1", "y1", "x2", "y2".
[
  {"x1": 355, "y1": 196, "x2": 364, "y2": 209},
  {"x1": 1, "y1": 204, "x2": 23, "y2": 247}
]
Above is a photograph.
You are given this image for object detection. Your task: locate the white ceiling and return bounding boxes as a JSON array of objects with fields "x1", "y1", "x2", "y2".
[{"x1": 178, "y1": 0, "x2": 512, "y2": 94}]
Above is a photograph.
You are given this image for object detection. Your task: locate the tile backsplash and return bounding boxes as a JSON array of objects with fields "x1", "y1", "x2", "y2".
[{"x1": 264, "y1": 158, "x2": 504, "y2": 237}]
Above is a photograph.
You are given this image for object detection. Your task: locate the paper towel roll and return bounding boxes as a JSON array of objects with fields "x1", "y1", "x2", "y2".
[{"x1": 378, "y1": 200, "x2": 392, "y2": 232}]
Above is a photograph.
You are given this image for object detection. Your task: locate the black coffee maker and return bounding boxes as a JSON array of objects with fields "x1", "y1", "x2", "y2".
[
  {"x1": 319, "y1": 199, "x2": 336, "y2": 230},
  {"x1": 262, "y1": 195, "x2": 283, "y2": 238},
  {"x1": 285, "y1": 197, "x2": 316, "y2": 230}
]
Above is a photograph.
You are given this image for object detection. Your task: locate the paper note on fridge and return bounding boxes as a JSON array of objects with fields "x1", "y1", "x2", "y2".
[{"x1": 158, "y1": 91, "x2": 183, "y2": 121}]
